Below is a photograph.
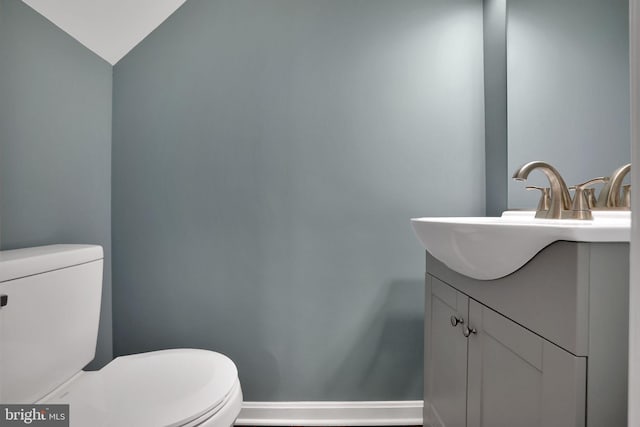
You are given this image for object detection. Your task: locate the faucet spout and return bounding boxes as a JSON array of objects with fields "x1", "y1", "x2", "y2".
[
  {"x1": 595, "y1": 163, "x2": 631, "y2": 208},
  {"x1": 512, "y1": 161, "x2": 572, "y2": 219}
]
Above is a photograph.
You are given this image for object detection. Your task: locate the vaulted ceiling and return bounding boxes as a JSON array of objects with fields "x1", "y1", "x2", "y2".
[{"x1": 21, "y1": 0, "x2": 188, "y2": 64}]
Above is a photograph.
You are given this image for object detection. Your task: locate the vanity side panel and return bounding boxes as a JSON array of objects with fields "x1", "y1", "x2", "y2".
[
  {"x1": 426, "y1": 241, "x2": 589, "y2": 355},
  {"x1": 586, "y1": 243, "x2": 629, "y2": 427}
]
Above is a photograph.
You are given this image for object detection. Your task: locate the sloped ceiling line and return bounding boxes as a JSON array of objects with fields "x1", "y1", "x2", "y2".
[{"x1": 21, "y1": 0, "x2": 188, "y2": 64}]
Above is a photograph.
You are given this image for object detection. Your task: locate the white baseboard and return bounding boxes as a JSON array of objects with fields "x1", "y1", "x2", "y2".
[{"x1": 235, "y1": 400, "x2": 424, "y2": 426}]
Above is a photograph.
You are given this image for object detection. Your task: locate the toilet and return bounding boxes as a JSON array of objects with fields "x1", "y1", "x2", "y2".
[{"x1": 0, "y1": 244, "x2": 242, "y2": 427}]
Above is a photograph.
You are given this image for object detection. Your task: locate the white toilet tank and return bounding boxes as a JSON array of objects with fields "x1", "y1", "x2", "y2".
[{"x1": 0, "y1": 245, "x2": 104, "y2": 403}]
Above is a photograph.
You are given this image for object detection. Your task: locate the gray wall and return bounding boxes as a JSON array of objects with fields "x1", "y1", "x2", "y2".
[
  {"x1": 112, "y1": 0, "x2": 485, "y2": 400},
  {"x1": 507, "y1": 0, "x2": 630, "y2": 208},
  {"x1": 0, "y1": 0, "x2": 113, "y2": 369},
  {"x1": 483, "y1": 0, "x2": 508, "y2": 216}
]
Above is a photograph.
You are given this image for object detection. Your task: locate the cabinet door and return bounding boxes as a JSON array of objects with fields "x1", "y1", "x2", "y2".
[
  {"x1": 466, "y1": 301, "x2": 586, "y2": 427},
  {"x1": 428, "y1": 278, "x2": 469, "y2": 427}
]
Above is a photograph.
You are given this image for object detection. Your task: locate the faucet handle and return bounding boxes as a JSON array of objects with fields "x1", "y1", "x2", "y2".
[
  {"x1": 526, "y1": 186, "x2": 551, "y2": 212},
  {"x1": 622, "y1": 184, "x2": 632, "y2": 208},
  {"x1": 568, "y1": 177, "x2": 608, "y2": 218},
  {"x1": 585, "y1": 188, "x2": 598, "y2": 209}
]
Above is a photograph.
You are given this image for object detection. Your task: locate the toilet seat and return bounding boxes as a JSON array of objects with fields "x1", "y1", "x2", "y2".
[
  {"x1": 177, "y1": 379, "x2": 242, "y2": 427},
  {"x1": 40, "y1": 349, "x2": 241, "y2": 427}
]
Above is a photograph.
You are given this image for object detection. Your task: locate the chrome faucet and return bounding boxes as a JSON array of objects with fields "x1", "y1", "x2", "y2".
[
  {"x1": 512, "y1": 161, "x2": 572, "y2": 219},
  {"x1": 595, "y1": 163, "x2": 631, "y2": 208}
]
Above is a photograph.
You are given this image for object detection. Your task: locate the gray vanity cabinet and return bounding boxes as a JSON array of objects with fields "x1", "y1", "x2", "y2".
[
  {"x1": 424, "y1": 242, "x2": 629, "y2": 427},
  {"x1": 466, "y1": 300, "x2": 586, "y2": 427},
  {"x1": 427, "y1": 277, "x2": 586, "y2": 427}
]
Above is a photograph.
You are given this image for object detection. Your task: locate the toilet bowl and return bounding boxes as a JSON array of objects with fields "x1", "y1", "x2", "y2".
[{"x1": 0, "y1": 245, "x2": 242, "y2": 427}]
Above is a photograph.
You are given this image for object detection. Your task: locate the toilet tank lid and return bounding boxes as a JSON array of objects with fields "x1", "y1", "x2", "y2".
[{"x1": 0, "y1": 244, "x2": 103, "y2": 283}]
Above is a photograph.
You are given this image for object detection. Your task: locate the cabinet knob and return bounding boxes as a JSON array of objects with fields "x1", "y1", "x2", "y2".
[
  {"x1": 450, "y1": 315, "x2": 464, "y2": 327},
  {"x1": 463, "y1": 326, "x2": 477, "y2": 337}
]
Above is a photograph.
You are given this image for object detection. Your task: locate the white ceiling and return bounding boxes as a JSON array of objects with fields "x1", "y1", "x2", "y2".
[{"x1": 22, "y1": 0, "x2": 188, "y2": 65}]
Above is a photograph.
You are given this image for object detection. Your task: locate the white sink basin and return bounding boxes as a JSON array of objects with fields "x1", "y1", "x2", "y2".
[{"x1": 411, "y1": 211, "x2": 630, "y2": 280}]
